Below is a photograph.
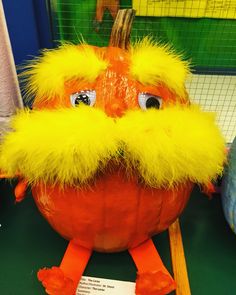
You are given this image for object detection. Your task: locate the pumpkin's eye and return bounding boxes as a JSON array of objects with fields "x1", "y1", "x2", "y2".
[
  {"x1": 70, "y1": 90, "x2": 96, "y2": 107},
  {"x1": 138, "y1": 93, "x2": 162, "y2": 110}
]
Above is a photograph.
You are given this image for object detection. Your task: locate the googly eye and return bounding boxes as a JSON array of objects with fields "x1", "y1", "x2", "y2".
[
  {"x1": 138, "y1": 93, "x2": 162, "y2": 110},
  {"x1": 70, "y1": 90, "x2": 96, "y2": 107}
]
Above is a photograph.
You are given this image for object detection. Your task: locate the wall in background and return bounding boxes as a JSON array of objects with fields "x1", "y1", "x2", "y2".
[
  {"x1": 2, "y1": 0, "x2": 52, "y2": 66},
  {"x1": 186, "y1": 75, "x2": 236, "y2": 143}
]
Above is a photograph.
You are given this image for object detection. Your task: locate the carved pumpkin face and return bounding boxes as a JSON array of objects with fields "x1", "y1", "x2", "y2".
[{"x1": 0, "y1": 40, "x2": 225, "y2": 252}]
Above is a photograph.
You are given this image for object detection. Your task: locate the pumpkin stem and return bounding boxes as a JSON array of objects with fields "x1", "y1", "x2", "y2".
[{"x1": 109, "y1": 9, "x2": 136, "y2": 50}]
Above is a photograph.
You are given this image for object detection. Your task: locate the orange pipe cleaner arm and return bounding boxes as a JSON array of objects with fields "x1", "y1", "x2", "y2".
[
  {"x1": 14, "y1": 179, "x2": 28, "y2": 202},
  {"x1": 0, "y1": 173, "x2": 28, "y2": 202},
  {"x1": 129, "y1": 239, "x2": 176, "y2": 295}
]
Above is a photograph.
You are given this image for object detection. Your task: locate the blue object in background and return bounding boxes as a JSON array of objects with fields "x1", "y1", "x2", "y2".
[
  {"x1": 2, "y1": 0, "x2": 53, "y2": 66},
  {"x1": 222, "y1": 137, "x2": 236, "y2": 233}
]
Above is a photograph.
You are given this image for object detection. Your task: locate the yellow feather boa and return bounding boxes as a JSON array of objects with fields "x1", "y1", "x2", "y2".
[{"x1": 0, "y1": 105, "x2": 225, "y2": 188}]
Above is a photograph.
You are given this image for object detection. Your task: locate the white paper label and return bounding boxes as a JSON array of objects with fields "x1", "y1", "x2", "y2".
[{"x1": 76, "y1": 276, "x2": 135, "y2": 295}]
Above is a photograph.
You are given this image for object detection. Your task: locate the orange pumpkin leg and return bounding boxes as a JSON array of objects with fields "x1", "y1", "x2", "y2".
[
  {"x1": 38, "y1": 241, "x2": 92, "y2": 295},
  {"x1": 129, "y1": 239, "x2": 176, "y2": 295}
]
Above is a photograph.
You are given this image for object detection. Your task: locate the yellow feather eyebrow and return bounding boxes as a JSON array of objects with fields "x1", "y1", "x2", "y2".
[
  {"x1": 21, "y1": 44, "x2": 108, "y2": 102},
  {"x1": 129, "y1": 37, "x2": 190, "y2": 97}
]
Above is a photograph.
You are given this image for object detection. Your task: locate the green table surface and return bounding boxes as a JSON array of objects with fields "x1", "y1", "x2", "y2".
[{"x1": 0, "y1": 180, "x2": 236, "y2": 295}]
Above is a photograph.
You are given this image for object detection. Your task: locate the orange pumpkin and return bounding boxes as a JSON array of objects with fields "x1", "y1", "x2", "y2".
[
  {"x1": 31, "y1": 46, "x2": 192, "y2": 253},
  {"x1": 32, "y1": 171, "x2": 193, "y2": 253},
  {"x1": 0, "y1": 42, "x2": 225, "y2": 295}
]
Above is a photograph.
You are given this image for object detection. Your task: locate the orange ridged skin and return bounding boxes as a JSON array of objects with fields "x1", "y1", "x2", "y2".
[{"x1": 32, "y1": 171, "x2": 192, "y2": 252}]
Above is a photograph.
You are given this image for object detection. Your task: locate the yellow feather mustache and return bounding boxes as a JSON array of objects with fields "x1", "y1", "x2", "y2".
[{"x1": 0, "y1": 105, "x2": 225, "y2": 188}]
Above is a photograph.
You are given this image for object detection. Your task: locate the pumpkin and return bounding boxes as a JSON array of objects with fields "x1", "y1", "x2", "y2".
[{"x1": 0, "y1": 39, "x2": 225, "y2": 295}]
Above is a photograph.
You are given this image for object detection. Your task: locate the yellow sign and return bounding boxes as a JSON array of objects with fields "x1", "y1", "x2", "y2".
[{"x1": 133, "y1": 0, "x2": 236, "y2": 19}]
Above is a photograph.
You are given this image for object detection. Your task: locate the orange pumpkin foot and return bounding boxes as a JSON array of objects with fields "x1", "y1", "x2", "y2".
[
  {"x1": 135, "y1": 270, "x2": 176, "y2": 295},
  {"x1": 38, "y1": 267, "x2": 77, "y2": 295}
]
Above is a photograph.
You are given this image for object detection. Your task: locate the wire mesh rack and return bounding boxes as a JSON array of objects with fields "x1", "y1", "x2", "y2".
[{"x1": 48, "y1": 0, "x2": 236, "y2": 143}]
